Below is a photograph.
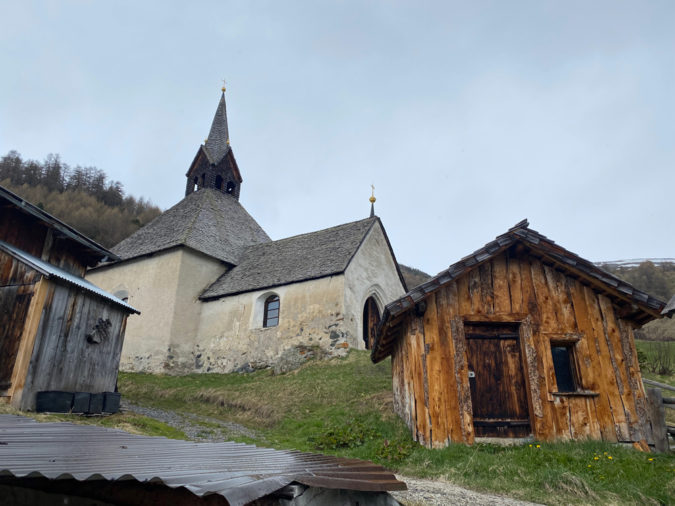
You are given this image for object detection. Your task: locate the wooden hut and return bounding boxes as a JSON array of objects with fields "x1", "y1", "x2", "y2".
[
  {"x1": 372, "y1": 220, "x2": 666, "y2": 448},
  {"x1": 0, "y1": 186, "x2": 138, "y2": 411}
]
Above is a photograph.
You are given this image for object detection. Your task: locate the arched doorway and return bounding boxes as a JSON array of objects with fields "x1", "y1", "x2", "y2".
[{"x1": 362, "y1": 296, "x2": 381, "y2": 350}]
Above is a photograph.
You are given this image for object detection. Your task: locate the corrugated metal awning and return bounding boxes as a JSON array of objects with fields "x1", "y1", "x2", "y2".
[
  {"x1": 0, "y1": 415, "x2": 405, "y2": 505},
  {"x1": 0, "y1": 240, "x2": 139, "y2": 314}
]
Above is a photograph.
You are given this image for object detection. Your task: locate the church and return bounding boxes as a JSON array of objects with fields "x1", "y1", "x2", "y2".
[{"x1": 86, "y1": 89, "x2": 406, "y2": 374}]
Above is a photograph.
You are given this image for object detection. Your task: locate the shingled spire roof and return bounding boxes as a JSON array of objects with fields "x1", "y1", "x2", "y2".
[{"x1": 203, "y1": 92, "x2": 230, "y2": 165}]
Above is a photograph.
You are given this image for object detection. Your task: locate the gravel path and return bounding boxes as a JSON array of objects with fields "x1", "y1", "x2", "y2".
[
  {"x1": 123, "y1": 402, "x2": 540, "y2": 506},
  {"x1": 391, "y1": 476, "x2": 541, "y2": 506}
]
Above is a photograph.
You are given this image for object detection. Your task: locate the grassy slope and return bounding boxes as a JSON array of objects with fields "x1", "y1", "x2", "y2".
[{"x1": 117, "y1": 351, "x2": 675, "y2": 505}]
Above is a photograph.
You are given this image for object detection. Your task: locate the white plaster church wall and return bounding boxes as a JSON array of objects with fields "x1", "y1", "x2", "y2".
[
  {"x1": 195, "y1": 275, "x2": 350, "y2": 373},
  {"x1": 86, "y1": 247, "x2": 225, "y2": 373},
  {"x1": 343, "y1": 222, "x2": 407, "y2": 349}
]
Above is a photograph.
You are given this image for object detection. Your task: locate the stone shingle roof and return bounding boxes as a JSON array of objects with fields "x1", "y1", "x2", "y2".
[
  {"x1": 200, "y1": 217, "x2": 379, "y2": 299},
  {"x1": 111, "y1": 189, "x2": 270, "y2": 265}
]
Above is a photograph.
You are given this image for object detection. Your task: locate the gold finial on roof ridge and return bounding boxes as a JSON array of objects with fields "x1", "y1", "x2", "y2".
[{"x1": 369, "y1": 184, "x2": 376, "y2": 204}]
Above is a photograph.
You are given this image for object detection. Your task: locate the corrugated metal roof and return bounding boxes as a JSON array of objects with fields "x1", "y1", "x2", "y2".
[
  {"x1": 0, "y1": 240, "x2": 139, "y2": 314},
  {"x1": 0, "y1": 415, "x2": 405, "y2": 506}
]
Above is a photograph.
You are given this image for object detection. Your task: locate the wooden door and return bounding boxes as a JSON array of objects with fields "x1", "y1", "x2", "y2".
[
  {"x1": 362, "y1": 297, "x2": 380, "y2": 350},
  {"x1": 465, "y1": 323, "x2": 531, "y2": 437}
]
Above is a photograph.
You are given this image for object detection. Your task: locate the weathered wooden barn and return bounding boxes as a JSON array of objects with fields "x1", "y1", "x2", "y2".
[
  {"x1": 372, "y1": 220, "x2": 667, "y2": 448},
  {"x1": 0, "y1": 186, "x2": 138, "y2": 411}
]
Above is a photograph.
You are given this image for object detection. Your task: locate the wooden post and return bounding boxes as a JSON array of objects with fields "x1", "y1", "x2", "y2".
[{"x1": 646, "y1": 388, "x2": 669, "y2": 453}]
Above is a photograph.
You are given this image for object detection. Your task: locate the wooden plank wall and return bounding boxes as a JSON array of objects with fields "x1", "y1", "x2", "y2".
[
  {"x1": 18, "y1": 281, "x2": 128, "y2": 410},
  {"x1": 391, "y1": 251, "x2": 650, "y2": 447},
  {"x1": 0, "y1": 207, "x2": 92, "y2": 277},
  {"x1": 0, "y1": 251, "x2": 40, "y2": 392}
]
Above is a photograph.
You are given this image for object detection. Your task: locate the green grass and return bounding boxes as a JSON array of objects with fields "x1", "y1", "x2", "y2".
[
  {"x1": 636, "y1": 339, "x2": 675, "y2": 387},
  {"x1": 116, "y1": 351, "x2": 675, "y2": 505}
]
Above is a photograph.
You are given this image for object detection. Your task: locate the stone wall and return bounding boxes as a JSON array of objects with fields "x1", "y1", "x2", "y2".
[{"x1": 196, "y1": 275, "x2": 348, "y2": 374}]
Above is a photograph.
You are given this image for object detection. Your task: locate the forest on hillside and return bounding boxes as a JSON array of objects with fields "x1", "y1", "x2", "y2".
[{"x1": 0, "y1": 150, "x2": 161, "y2": 248}]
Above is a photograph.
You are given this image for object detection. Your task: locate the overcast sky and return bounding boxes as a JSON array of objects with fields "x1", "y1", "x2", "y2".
[{"x1": 1, "y1": 1, "x2": 673, "y2": 275}]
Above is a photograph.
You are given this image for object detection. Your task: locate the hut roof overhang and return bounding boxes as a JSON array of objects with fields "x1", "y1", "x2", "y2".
[
  {"x1": 0, "y1": 185, "x2": 118, "y2": 264},
  {"x1": 0, "y1": 239, "x2": 139, "y2": 314},
  {"x1": 371, "y1": 219, "x2": 666, "y2": 363}
]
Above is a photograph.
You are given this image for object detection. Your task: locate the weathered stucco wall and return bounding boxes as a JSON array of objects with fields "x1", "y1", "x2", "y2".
[
  {"x1": 86, "y1": 248, "x2": 225, "y2": 373},
  {"x1": 196, "y1": 275, "x2": 348, "y2": 373},
  {"x1": 343, "y1": 222, "x2": 406, "y2": 350}
]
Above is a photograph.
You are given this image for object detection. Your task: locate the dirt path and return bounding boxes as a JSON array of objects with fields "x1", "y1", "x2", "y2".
[
  {"x1": 123, "y1": 402, "x2": 540, "y2": 506},
  {"x1": 121, "y1": 401, "x2": 259, "y2": 442}
]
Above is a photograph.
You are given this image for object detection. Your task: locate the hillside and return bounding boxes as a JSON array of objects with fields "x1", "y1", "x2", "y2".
[
  {"x1": 399, "y1": 264, "x2": 433, "y2": 290},
  {"x1": 0, "y1": 150, "x2": 161, "y2": 248}
]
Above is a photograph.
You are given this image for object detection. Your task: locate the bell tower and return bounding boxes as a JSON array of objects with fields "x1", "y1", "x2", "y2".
[{"x1": 185, "y1": 86, "x2": 243, "y2": 199}]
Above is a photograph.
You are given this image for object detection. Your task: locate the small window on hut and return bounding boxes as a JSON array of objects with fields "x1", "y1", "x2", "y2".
[
  {"x1": 215, "y1": 175, "x2": 224, "y2": 190},
  {"x1": 551, "y1": 343, "x2": 577, "y2": 393},
  {"x1": 263, "y1": 295, "x2": 280, "y2": 327},
  {"x1": 226, "y1": 181, "x2": 235, "y2": 194}
]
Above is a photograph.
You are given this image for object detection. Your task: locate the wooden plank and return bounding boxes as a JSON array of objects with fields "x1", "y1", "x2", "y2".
[
  {"x1": 451, "y1": 316, "x2": 474, "y2": 444},
  {"x1": 646, "y1": 388, "x2": 669, "y2": 453},
  {"x1": 518, "y1": 257, "x2": 555, "y2": 440},
  {"x1": 435, "y1": 285, "x2": 461, "y2": 445},
  {"x1": 422, "y1": 292, "x2": 449, "y2": 447},
  {"x1": 519, "y1": 318, "x2": 543, "y2": 424},
  {"x1": 506, "y1": 253, "x2": 523, "y2": 313},
  {"x1": 584, "y1": 287, "x2": 628, "y2": 441},
  {"x1": 597, "y1": 295, "x2": 640, "y2": 441},
  {"x1": 617, "y1": 319, "x2": 650, "y2": 442},
  {"x1": 567, "y1": 278, "x2": 607, "y2": 440},
  {"x1": 529, "y1": 258, "x2": 563, "y2": 437},
  {"x1": 409, "y1": 316, "x2": 430, "y2": 446},
  {"x1": 492, "y1": 254, "x2": 511, "y2": 314},
  {"x1": 456, "y1": 272, "x2": 472, "y2": 317},
  {"x1": 468, "y1": 267, "x2": 482, "y2": 314},
  {"x1": 7, "y1": 278, "x2": 49, "y2": 409},
  {"x1": 643, "y1": 379, "x2": 675, "y2": 392},
  {"x1": 478, "y1": 262, "x2": 494, "y2": 315}
]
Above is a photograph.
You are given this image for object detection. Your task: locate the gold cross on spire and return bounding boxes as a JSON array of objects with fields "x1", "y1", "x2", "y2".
[
  {"x1": 221, "y1": 79, "x2": 226, "y2": 93},
  {"x1": 369, "y1": 184, "x2": 376, "y2": 204}
]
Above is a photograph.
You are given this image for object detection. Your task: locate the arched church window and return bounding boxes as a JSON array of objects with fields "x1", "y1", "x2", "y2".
[
  {"x1": 263, "y1": 295, "x2": 280, "y2": 327},
  {"x1": 215, "y1": 175, "x2": 224, "y2": 190},
  {"x1": 201, "y1": 173, "x2": 206, "y2": 186},
  {"x1": 193, "y1": 176, "x2": 199, "y2": 192},
  {"x1": 226, "y1": 181, "x2": 235, "y2": 194},
  {"x1": 362, "y1": 296, "x2": 381, "y2": 350}
]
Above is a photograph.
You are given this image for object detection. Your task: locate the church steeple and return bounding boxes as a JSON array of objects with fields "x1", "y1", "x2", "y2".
[
  {"x1": 185, "y1": 87, "x2": 243, "y2": 200},
  {"x1": 203, "y1": 91, "x2": 230, "y2": 165}
]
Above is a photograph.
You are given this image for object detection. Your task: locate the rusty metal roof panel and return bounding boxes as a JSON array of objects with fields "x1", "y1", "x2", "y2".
[{"x1": 0, "y1": 415, "x2": 405, "y2": 506}]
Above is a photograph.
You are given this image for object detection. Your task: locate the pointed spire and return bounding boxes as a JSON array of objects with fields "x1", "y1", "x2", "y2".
[
  {"x1": 204, "y1": 91, "x2": 231, "y2": 165},
  {"x1": 369, "y1": 185, "x2": 376, "y2": 217}
]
